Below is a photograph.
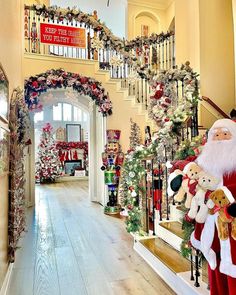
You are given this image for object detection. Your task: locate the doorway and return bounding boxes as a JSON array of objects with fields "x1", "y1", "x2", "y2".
[{"x1": 25, "y1": 89, "x2": 107, "y2": 207}]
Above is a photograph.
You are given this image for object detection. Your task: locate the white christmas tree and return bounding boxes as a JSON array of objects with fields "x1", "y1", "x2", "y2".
[
  {"x1": 129, "y1": 118, "x2": 142, "y2": 150},
  {"x1": 35, "y1": 123, "x2": 61, "y2": 183}
]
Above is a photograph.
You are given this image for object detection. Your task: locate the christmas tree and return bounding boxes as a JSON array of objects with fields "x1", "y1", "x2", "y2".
[
  {"x1": 35, "y1": 123, "x2": 62, "y2": 183},
  {"x1": 129, "y1": 118, "x2": 141, "y2": 150}
]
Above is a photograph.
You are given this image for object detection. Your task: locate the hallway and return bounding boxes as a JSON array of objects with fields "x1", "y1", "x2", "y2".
[{"x1": 7, "y1": 181, "x2": 174, "y2": 295}]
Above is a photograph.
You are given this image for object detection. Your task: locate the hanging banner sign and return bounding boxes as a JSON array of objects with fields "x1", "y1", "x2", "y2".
[{"x1": 40, "y1": 23, "x2": 86, "y2": 48}]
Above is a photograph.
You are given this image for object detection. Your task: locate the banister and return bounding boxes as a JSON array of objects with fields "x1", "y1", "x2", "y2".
[{"x1": 201, "y1": 96, "x2": 230, "y2": 119}]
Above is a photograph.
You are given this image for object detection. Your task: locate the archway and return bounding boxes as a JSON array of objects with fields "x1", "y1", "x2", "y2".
[
  {"x1": 24, "y1": 69, "x2": 112, "y2": 206},
  {"x1": 134, "y1": 11, "x2": 160, "y2": 37}
]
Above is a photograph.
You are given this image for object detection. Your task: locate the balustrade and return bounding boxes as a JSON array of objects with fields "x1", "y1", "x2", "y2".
[{"x1": 24, "y1": 5, "x2": 175, "y2": 79}]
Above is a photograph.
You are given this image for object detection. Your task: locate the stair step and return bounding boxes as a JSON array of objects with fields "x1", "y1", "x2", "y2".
[
  {"x1": 170, "y1": 204, "x2": 185, "y2": 222},
  {"x1": 134, "y1": 237, "x2": 209, "y2": 295},
  {"x1": 160, "y1": 221, "x2": 184, "y2": 239},
  {"x1": 155, "y1": 220, "x2": 183, "y2": 251},
  {"x1": 140, "y1": 237, "x2": 190, "y2": 273}
]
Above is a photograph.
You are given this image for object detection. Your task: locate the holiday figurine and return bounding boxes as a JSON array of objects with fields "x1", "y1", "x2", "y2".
[
  {"x1": 31, "y1": 21, "x2": 38, "y2": 53},
  {"x1": 189, "y1": 119, "x2": 236, "y2": 295},
  {"x1": 145, "y1": 126, "x2": 152, "y2": 146},
  {"x1": 101, "y1": 130, "x2": 124, "y2": 214}
]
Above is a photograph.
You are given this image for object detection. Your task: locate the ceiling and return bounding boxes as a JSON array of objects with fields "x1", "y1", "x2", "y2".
[{"x1": 128, "y1": 0, "x2": 174, "y2": 10}]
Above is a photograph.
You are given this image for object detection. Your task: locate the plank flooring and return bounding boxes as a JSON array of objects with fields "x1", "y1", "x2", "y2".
[{"x1": 7, "y1": 181, "x2": 175, "y2": 295}]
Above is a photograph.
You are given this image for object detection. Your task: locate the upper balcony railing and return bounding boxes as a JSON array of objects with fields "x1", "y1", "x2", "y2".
[{"x1": 24, "y1": 5, "x2": 175, "y2": 80}]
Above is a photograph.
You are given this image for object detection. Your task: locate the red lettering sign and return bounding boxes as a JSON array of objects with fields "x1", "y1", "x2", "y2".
[{"x1": 40, "y1": 23, "x2": 86, "y2": 48}]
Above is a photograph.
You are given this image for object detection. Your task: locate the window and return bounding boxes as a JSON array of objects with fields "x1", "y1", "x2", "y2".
[
  {"x1": 53, "y1": 103, "x2": 62, "y2": 121},
  {"x1": 63, "y1": 103, "x2": 72, "y2": 121},
  {"x1": 34, "y1": 111, "x2": 44, "y2": 123},
  {"x1": 74, "y1": 106, "x2": 82, "y2": 121},
  {"x1": 83, "y1": 112, "x2": 88, "y2": 122}
]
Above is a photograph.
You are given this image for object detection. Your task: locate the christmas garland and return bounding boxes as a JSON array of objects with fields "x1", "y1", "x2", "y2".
[
  {"x1": 8, "y1": 87, "x2": 31, "y2": 262},
  {"x1": 148, "y1": 62, "x2": 199, "y2": 128},
  {"x1": 120, "y1": 63, "x2": 200, "y2": 234},
  {"x1": 24, "y1": 68, "x2": 112, "y2": 116},
  {"x1": 29, "y1": 5, "x2": 172, "y2": 54}
]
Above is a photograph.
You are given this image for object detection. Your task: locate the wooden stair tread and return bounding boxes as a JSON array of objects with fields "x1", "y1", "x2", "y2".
[
  {"x1": 160, "y1": 221, "x2": 184, "y2": 239},
  {"x1": 140, "y1": 238, "x2": 190, "y2": 273}
]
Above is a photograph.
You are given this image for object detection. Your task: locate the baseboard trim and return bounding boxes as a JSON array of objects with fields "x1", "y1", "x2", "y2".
[{"x1": 0, "y1": 263, "x2": 13, "y2": 295}]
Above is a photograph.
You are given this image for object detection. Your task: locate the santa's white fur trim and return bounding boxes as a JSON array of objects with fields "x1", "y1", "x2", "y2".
[
  {"x1": 219, "y1": 238, "x2": 236, "y2": 278},
  {"x1": 221, "y1": 186, "x2": 235, "y2": 203},
  {"x1": 190, "y1": 231, "x2": 201, "y2": 250},
  {"x1": 201, "y1": 213, "x2": 217, "y2": 270}
]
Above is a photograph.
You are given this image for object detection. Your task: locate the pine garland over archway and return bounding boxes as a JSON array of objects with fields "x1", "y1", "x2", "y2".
[{"x1": 24, "y1": 68, "x2": 112, "y2": 116}]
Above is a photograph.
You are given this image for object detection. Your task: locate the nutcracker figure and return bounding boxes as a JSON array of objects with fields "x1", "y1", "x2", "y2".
[{"x1": 101, "y1": 130, "x2": 124, "y2": 214}]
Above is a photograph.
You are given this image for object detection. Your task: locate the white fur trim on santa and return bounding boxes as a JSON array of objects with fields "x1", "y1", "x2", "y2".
[
  {"x1": 200, "y1": 213, "x2": 217, "y2": 270},
  {"x1": 221, "y1": 186, "x2": 235, "y2": 204},
  {"x1": 190, "y1": 231, "x2": 201, "y2": 250},
  {"x1": 219, "y1": 239, "x2": 236, "y2": 278},
  {"x1": 214, "y1": 219, "x2": 236, "y2": 278}
]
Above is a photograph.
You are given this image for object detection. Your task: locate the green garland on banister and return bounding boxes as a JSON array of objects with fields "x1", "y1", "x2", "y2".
[
  {"x1": 119, "y1": 63, "x2": 200, "y2": 234},
  {"x1": 181, "y1": 217, "x2": 195, "y2": 257}
]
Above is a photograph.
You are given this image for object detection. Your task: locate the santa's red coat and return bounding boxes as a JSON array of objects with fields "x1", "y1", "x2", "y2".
[{"x1": 191, "y1": 171, "x2": 236, "y2": 295}]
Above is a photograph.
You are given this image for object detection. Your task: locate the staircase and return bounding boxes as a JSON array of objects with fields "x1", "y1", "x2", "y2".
[{"x1": 133, "y1": 211, "x2": 210, "y2": 295}]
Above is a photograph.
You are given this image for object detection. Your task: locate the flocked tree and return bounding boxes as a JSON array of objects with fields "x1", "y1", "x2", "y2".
[
  {"x1": 129, "y1": 118, "x2": 141, "y2": 150},
  {"x1": 35, "y1": 123, "x2": 62, "y2": 183}
]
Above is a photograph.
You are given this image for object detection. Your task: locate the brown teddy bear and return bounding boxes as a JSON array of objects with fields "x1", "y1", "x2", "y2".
[
  {"x1": 207, "y1": 189, "x2": 236, "y2": 240},
  {"x1": 174, "y1": 162, "x2": 202, "y2": 208}
]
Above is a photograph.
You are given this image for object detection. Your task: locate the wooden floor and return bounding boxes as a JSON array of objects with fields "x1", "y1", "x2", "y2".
[{"x1": 7, "y1": 181, "x2": 175, "y2": 295}]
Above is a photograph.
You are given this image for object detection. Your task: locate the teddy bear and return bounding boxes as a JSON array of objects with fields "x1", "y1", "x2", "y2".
[
  {"x1": 187, "y1": 171, "x2": 220, "y2": 223},
  {"x1": 174, "y1": 162, "x2": 202, "y2": 208},
  {"x1": 207, "y1": 189, "x2": 236, "y2": 240}
]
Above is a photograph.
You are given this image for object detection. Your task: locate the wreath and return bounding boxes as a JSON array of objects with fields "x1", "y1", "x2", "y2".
[{"x1": 148, "y1": 62, "x2": 199, "y2": 128}]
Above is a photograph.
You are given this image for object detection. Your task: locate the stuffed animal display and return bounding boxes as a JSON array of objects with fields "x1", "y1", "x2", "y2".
[
  {"x1": 187, "y1": 172, "x2": 220, "y2": 223},
  {"x1": 174, "y1": 162, "x2": 202, "y2": 208},
  {"x1": 207, "y1": 189, "x2": 236, "y2": 240}
]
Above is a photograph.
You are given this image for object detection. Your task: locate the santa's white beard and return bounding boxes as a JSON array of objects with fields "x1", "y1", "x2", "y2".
[{"x1": 197, "y1": 139, "x2": 236, "y2": 178}]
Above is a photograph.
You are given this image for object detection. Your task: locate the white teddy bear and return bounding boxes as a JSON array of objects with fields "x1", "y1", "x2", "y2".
[{"x1": 187, "y1": 171, "x2": 220, "y2": 223}]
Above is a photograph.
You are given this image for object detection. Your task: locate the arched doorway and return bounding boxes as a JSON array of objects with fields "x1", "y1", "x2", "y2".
[
  {"x1": 24, "y1": 69, "x2": 112, "y2": 206},
  {"x1": 134, "y1": 11, "x2": 160, "y2": 37}
]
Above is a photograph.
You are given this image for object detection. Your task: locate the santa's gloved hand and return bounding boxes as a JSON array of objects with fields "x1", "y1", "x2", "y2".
[{"x1": 227, "y1": 203, "x2": 236, "y2": 217}]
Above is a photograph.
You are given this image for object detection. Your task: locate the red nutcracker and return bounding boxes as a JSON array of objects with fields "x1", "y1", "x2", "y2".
[{"x1": 153, "y1": 168, "x2": 163, "y2": 217}]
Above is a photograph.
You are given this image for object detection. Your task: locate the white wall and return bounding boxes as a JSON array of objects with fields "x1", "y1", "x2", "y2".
[{"x1": 50, "y1": 0, "x2": 127, "y2": 38}]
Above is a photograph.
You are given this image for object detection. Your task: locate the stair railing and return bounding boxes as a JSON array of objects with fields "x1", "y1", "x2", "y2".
[
  {"x1": 202, "y1": 96, "x2": 230, "y2": 119},
  {"x1": 24, "y1": 6, "x2": 175, "y2": 77}
]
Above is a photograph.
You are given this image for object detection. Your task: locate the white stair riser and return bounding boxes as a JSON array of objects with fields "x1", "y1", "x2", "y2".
[
  {"x1": 134, "y1": 240, "x2": 208, "y2": 295},
  {"x1": 155, "y1": 222, "x2": 183, "y2": 252},
  {"x1": 170, "y1": 204, "x2": 185, "y2": 222}
]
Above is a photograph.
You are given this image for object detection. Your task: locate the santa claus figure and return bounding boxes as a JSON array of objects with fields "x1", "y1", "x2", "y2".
[{"x1": 191, "y1": 118, "x2": 236, "y2": 295}]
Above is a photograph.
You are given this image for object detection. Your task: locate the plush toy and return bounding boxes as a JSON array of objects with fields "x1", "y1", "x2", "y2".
[
  {"x1": 174, "y1": 162, "x2": 202, "y2": 208},
  {"x1": 187, "y1": 171, "x2": 220, "y2": 223},
  {"x1": 207, "y1": 189, "x2": 236, "y2": 240},
  {"x1": 167, "y1": 160, "x2": 190, "y2": 197}
]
